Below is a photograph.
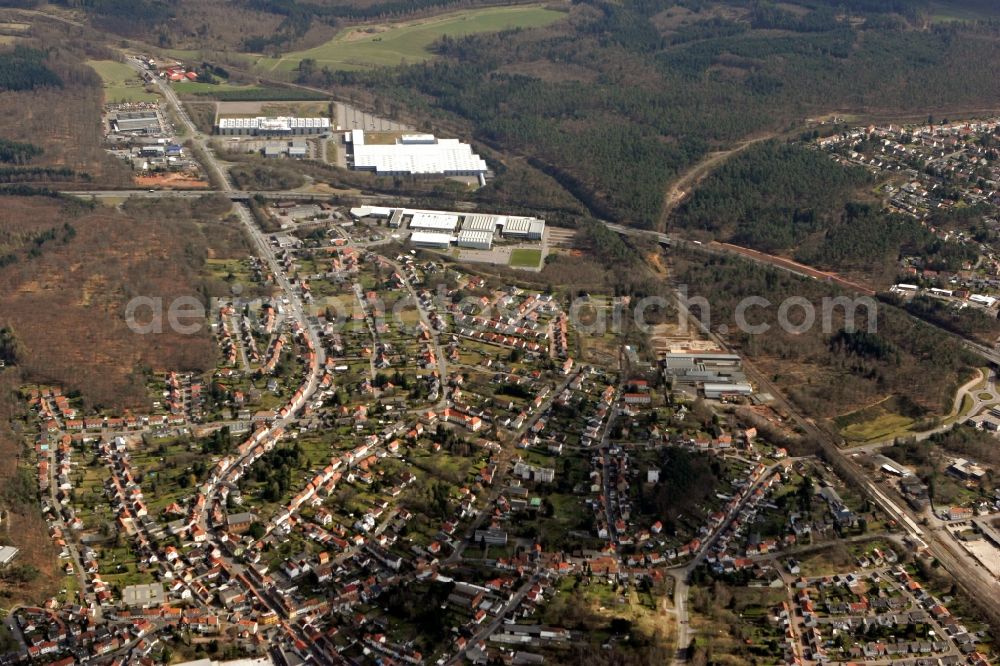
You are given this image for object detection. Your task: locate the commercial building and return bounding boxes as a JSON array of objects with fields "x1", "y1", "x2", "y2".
[
  {"x1": 664, "y1": 352, "x2": 751, "y2": 398},
  {"x1": 216, "y1": 116, "x2": 331, "y2": 136},
  {"x1": 350, "y1": 206, "x2": 545, "y2": 247},
  {"x1": 947, "y1": 458, "x2": 986, "y2": 482},
  {"x1": 123, "y1": 583, "x2": 166, "y2": 608},
  {"x1": 500, "y1": 217, "x2": 545, "y2": 240},
  {"x1": 0, "y1": 545, "x2": 18, "y2": 566},
  {"x1": 457, "y1": 230, "x2": 494, "y2": 250},
  {"x1": 409, "y1": 231, "x2": 453, "y2": 249},
  {"x1": 348, "y1": 129, "x2": 487, "y2": 176},
  {"x1": 409, "y1": 212, "x2": 460, "y2": 232},
  {"x1": 261, "y1": 141, "x2": 309, "y2": 159},
  {"x1": 703, "y1": 382, "x2": 753, "y2": 400},
  {"x1": 461, "y1": 214, "x2": 501, "y2": 232},
  {"x1": 112, "y1": 111, "x2": 161, "y2": 134},
  {"x1": 350, "y1": 206, "x2": 393, "y2": 219}
]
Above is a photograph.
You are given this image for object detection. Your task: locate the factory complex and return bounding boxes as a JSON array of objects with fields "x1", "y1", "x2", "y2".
[
  {"x1": 350, "y1": 205, "x2": 545, "y2": 252},
  {"x1": 111, "y1": 110, "x2": 163, "y2": 135},
  {"x1": 663, "y1": 351, "x2": 754, "y2": 400},
  {"x1": 347, "y1": 130, "x2": 488, "y2": 177},
  {"x1": 216, "y1": 116, "x2": 331, "y2": 136}
]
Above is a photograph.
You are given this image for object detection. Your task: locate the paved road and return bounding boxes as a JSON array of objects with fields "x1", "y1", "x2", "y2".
[
  {"x1": 43, "y1": 447, "x2": 93, "y2": 614},
  {"x1": 666, "y1": 461, "x2": 784, "y2": 663},
  {"x1": 849, "y1": 368, "x2": 996, "y2": 454},
  {"x1": 127, "y1": 58, "x2": 340, "y2": 664},
  {"x1": 446, "y1": 573, "x2": 540, "y2": 666},
  {"x1": 671, "y1": 284, "x2": 1000, "y2": 629},
  {"x1": 55, "y1": 71, "x2": 1000, "y2": 648}
]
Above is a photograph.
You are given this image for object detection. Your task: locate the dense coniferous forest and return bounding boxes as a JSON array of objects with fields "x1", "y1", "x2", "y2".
[
  {"x1": 674, "y1": 141, "x2": 872, "y2": 249},
  {"x1": 672, "y1": 142, "x2": 974, "y2": 283},
  {"x1": 0, "y1": 47, "x2": 62, "y2": 91}
]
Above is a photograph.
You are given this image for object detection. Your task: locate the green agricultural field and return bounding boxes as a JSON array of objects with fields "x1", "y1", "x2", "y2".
[
  {"x1": 87, "y1": 59, "x2": 158, "y2": 103},
  {"x1": 172, "y1": 81, "x2": 263, "y2": 95},
  {"x1": 509, "y1": 248, "x2": 543, "y2": 268},
  {"x1": 255, "y1": 4, "x2": 566, "y2": 72}
]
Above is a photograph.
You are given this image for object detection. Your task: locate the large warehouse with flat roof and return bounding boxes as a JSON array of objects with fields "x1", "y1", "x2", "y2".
[
  {"x1": 410, "y1": 212, "x2": 460, "y2": 232},
  {"x1": 217, "y1": 116, "x2": 330, "y2": 136},
  {"x1": 461, "y1": 214, "x2": 501, "y2": 232},
  {"x1": 349, "y1": 129, "x2": 487, "y2": 176},
  {"x1": 410, "y1": 231, "x2": 453, "y2": 249},
  {"x1": 500, "y1": 217, "x2": 545, "y2": 240},
  {"x1": 457, "y1": 230, "x2": 494, "y2": 250},
  {"x1": 112, "y1": 111, "x2": 161, "y2": 134}
]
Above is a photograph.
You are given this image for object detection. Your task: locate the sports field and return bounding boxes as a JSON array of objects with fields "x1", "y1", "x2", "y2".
[
  {"x1": 87, "y1": 60, "x2": 157, "y2": 103},
  {"x1": 509, "y1": 248, "x2": 543, "y2": 268},
  {"x1": 254, "y1": 4, "x2": 565, "y2": 72}
]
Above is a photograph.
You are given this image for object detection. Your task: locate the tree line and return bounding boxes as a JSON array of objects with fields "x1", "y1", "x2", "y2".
[{"x1": 0, "y1": 139, "x2": 42, "y2": 165}]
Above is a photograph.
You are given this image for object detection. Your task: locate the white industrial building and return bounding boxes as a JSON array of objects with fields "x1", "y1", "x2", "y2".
[
  {"x1": 350, "y1": 205, "x2": 393, "y2": 218},
  {"x1": 457, "y1": 230, "x2": 494, "y2": 250},
  {"x1": 0, "y1": 545, "x2": 18, "y2": 566},
  {"x1": 501, "y1": 217, "x2": 546, "y2": 240},
  {"x1": 410, "y1": 231, "x2": 453, "y2": 249},
  {"x1": 217, "y1": 116, "x2": 331, "y2": 136},
  {"x1": 461, "y1": 214, "x2": 501, "y2": 232},
  {"x1": 703, "y1": 382, "x2": 753, "y2": 400},
  {"x1": 349, "y1": 206, "x2": 545, "y2": 245},
  {"x1": 410, "y1": 212, "x2": 460, "y2": 232},
  {"x1": 348, "y1": 129, "x2": 487, "y2": 176}
]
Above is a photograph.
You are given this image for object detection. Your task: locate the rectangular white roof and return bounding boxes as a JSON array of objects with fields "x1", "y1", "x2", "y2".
[
  {"x1": 457, "y1": 230, "x2": 494, "y2": 245},
  {"x1": 350, "y1": 206, "x2": 393, "y2": 218},
  {"x1": 351, "y1": 130, "x2": 487, "y2": 175},
  {"x1": 462, "y1": 214, "x2": 502, "y2": 232},
  {"x1": 217, "y1": 116, "x2": 330, "y2": 131},
  {"x1": 409, "y1": 231, "x2": 454, "y2": 246},
  {"x1": 410, "y1": 212, "x2": 459, "y2": 231},
  {"x1": 0, "y1": 545, "x2": 18, "y2": 565}
]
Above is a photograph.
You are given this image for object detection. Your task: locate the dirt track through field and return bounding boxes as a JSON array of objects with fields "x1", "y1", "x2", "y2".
[{"x1": 657, "y1": 134, "x2": 776, "y2": 233}]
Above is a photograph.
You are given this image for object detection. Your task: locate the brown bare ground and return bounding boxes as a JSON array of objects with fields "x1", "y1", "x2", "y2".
[
  {"x1": 135, "y1": 173, "x2": 210, "y2": 188},
  {"x1": 0, "y1": 195, "x2": 241, "y2": 410}
]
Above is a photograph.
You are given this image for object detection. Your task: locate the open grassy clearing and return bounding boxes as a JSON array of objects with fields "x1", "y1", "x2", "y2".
[
  {"x1": 254, "y1": 4, "x2": 566, "y2": 72},
  {"x1": 840, "y1": 412, "x2": 915, "y2": 444},
  {"x1": 86, "y1": 59, "x2": 158, "y2": 103},
  {"x1": 926, "y1": 0, "x2": 1000, "y2": 22},
  {"x1": 509, "y1": 248, "x2": 543, "y2": 268},
  {"x1": 172, "y1": 81, "x2": 268, "y2": 95}
]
